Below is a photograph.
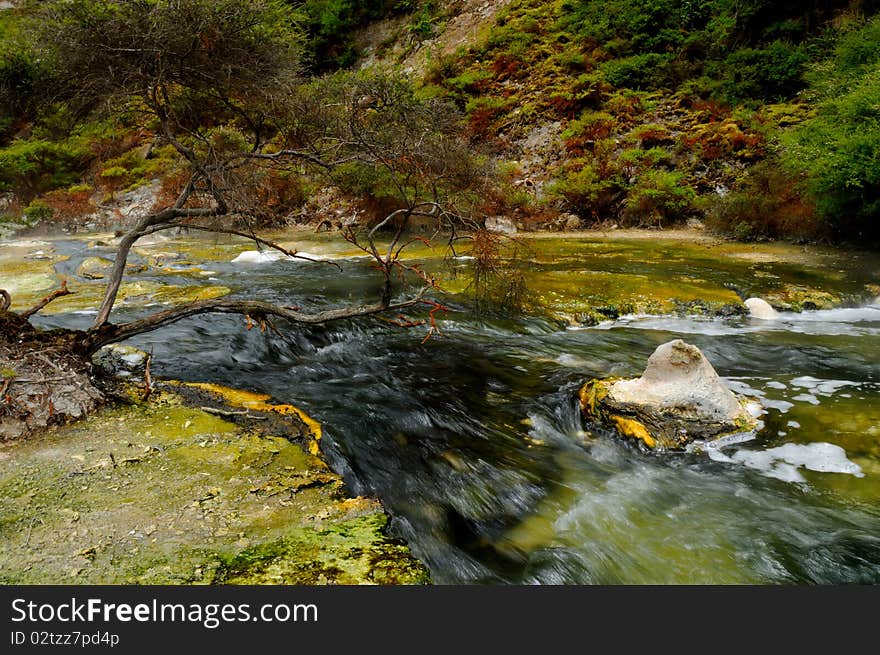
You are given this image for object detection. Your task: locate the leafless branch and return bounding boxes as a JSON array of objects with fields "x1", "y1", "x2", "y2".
[
  {"x1": 82, "y1": 289, "x2": 430, "y2": 353},
  {"x1": 20, "y1": 281, "x2": 74, "y2": 319}
]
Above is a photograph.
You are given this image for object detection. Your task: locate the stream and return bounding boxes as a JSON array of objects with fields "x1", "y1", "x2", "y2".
[{"x1": 9, "y1": 229, "x2": 880, "y2": 584}]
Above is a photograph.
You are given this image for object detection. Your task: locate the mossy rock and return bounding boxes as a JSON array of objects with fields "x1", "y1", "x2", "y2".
[{"x1": 0, "y1": 388, "x2": 429, "y2": 584}]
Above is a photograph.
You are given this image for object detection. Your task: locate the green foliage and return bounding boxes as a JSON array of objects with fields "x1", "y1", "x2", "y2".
[
  {"x1": 601, "y1": 53, "x2": 672, "y2": 90},
  {"x1": 623, "y1": 170, "x2": 696, "y2": 225},
  {"x1": 408, "y1": 2, "x2": 436, "y2": 39},
  {"x1": 0, "y1": 137, "x2": 89, "y2": 200},
  {"x1": 556, "y1": 0, "x2": 860, "y2": 99},
  {"x1": 0, "y1": 9, "x2": 50, "y2": 141},
  {"x1": 782, "y1": 15, "x2": 880, "y2": 242},
  {"x1": 36, "y1": 0, "x2": 305, "y2": 109},
  {"x1": 0, "y1": 51, "x2": 44, "y2": 137},
  {"x1": 833, "y1": 17, "x2": 880, "y2": 72},
  {"x1": 22, "y1": 199, "x2": 55, "y2": 225},
  {"x1": 716, "y1": 41, "x2": 808, "y2": 103},
  {"x1": 331, "y1": 161, "x2": 398, "y2": 198},
  {"x1": 705, "y1": 159, "x2": 820, "y2": 241},
  {"x1": 292, "y1": 0, "x2": 409, "y2": 71},
  {"x1": 547, "y1": 160, "x2": 621, "y2": 220}
]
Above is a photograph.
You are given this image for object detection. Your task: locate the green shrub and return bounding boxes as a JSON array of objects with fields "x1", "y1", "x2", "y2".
[
  {"x1": 601, "y1": 53, "x2": 672, "y2": 89},
  {"x1": 705, "y1": 159, "x2": 820, "y2": 241},
  {"x1": 716, "y1": 41, "x2": 808, "y2": 103},
  {"x1": 780, "y1": 16, "x2": 880, "y2": 242},
  {"x1": 783, "y1": 73, "x2": 880, "y2": 241},
  {"x1": 22, "y1": 199, "x2": 54, "y2": 225},
  {"x1": 622, "y1": 170, "x2": 696, "y2": 225},
  {"x1": 297, "y1": 0, "x2": 397, "y2": 72},
  {"x1": 331, "y1": 161, "x2": 398, "y2": 198},
  {"x1": 0, "y1": 51, "x2": 44, "y2": 136},
  {"x1": 0, "y1": 138, "x2": 88, "y2": 200},
  {"x1": 547, "y1": 160, "x2": 620, "y2": 220}
]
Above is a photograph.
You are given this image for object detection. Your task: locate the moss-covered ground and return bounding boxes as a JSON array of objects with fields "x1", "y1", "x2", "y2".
[{"x1": 0, "y1": 387, "x2": 429, "y2": 585}]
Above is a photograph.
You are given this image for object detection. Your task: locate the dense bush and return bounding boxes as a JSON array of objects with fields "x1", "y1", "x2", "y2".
[
  {"x1": 0, "y1": 138, "x2": 90, "y2": 201},
  {"x1": 622, "y1": 170, "x2": 696, "y2": 225},
  {"x1": 781, "y1": 16, "x2": 880, "y2": 243},
  {"x1": 716, "y1": 41, "x2": 809, "y2": 103},
  {"x1": 705, "y1": 159, "x2": 819, "y2": 241},
  {"x1": 557, "y1": 0, "x2": 865, "y2": 99},
  {"x1": 291, "y1": 0, "x2": 417, "y2": 71},
  {"x1": 601, "y1": 53, "x2": 672, "y2": 90}
]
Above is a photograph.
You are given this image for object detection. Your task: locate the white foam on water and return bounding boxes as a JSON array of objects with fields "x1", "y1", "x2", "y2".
[
  {"x1": 711, "y1": 441, "x2": 864, "y2": 483},
  {"x1": 582, "y1": 305, "x2": 880, "y2": 338},
  {"x1": 293, "y1": 251, "x2": 329, "y2": 261},
  {"x1": 783, "y1": 306, "x2": 880, "y2": 323},
  {"x1": 555, "y1": 354, "x2": 588, "y2": 368},
  {"x1": 764, "y1": 398, "x2": 795, "y2": 413},
  {"x1": 790, "y1": 376, "x2": 860, "y2": 396}
]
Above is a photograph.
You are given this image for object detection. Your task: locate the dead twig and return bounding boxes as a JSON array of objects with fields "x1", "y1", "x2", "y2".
[
  {"x1": 199, "y1": 406, "x2": 268, "y2": 420},
  {"x1": 142, "y1": 348, "x2": 153, "y2": 401},
  {"x1": 23, "y1": 516, "x2": 43, "y2": 548},
  {"x1": 20, "y1": 281, "x2": 74, "y2": 319}
]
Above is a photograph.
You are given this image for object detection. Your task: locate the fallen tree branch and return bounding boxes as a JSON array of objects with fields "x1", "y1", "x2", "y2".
[
  {"x1": 6, "y1": 376, "x2": 71, "y2": 385},
  {"x1": 20, "y1": 281, "x2": 73, "y2": 319},
  {"x1": 80, "y1": 289, "x2": 430, "y2": 353}
]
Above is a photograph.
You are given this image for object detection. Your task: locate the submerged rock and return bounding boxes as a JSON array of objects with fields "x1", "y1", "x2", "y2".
[
  {"x1": 579, "y1": 339, "x2": 760, "y2": 450},
  {"x1": 91, "y1": 343, "x2": 149, "y2": 379},
  {"x1": 77, "y1": 256, "x2": 114, "y2": 280},
  {"x1": 745, "y1": 297, "x2": 779, "y2": 320}
]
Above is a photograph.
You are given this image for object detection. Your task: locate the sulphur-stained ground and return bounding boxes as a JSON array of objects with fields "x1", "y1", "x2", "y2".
[{"x1": 0, "y1": 386, "x2": 429, "y2": 585}]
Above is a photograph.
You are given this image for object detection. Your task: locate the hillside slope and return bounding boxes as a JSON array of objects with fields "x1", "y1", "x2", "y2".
[
  {"x1": 351, "y1": 0, "x2": 880, "y2": 243},
  {"x1": 1, "y1": 1, "x2": 878, "y2": 244}
]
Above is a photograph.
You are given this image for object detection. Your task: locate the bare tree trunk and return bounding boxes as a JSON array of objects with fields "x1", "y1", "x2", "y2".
[{"x1": 92, "y1": 229, "x2": 141, "y2": 328}]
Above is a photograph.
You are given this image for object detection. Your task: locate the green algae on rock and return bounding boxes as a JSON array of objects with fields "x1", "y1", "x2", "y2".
[{"x1": 0, "y1": 388, "x2": 429, "y2": 585}]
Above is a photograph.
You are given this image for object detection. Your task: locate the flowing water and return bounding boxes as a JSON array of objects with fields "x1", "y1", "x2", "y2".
[{"x1": 11, "y1": 230, "x2": 880, "y2": 584}]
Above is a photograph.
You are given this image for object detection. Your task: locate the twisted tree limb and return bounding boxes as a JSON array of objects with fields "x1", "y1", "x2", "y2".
[{"x1": 79, "y1": 290, "x2": 430, "y2": 354}]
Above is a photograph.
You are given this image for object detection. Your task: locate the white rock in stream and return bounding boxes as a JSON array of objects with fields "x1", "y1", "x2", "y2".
[
  {"x1": 608, "y1": 339, "x2": 746, "y2": 422},
  {"x1": 581, "y1": 339, "x2": 760, "y2": 450},
  {"x1": 745, "y1": 297, "x2": 779, "y2": 320},
  {"x1": 231, "y1": 250, "x2": 285, "y2": 264}
]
